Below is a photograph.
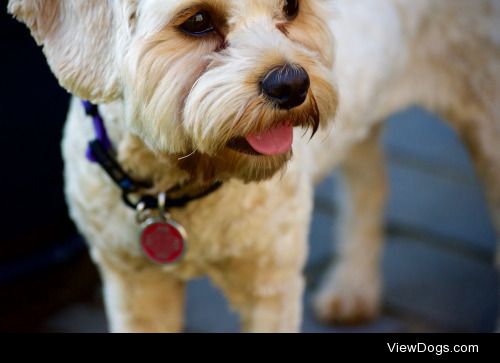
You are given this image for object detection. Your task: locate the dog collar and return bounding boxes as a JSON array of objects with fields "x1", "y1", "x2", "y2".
[
  {"x1": 82, "y1": 100, "x2": 222, "y2": 210},
  {"x1": 82, "y1": 100, "x2": 222, "y2": 264}
]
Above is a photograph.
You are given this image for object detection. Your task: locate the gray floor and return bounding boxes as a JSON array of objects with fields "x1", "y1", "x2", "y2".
[{"x1": 43, "y1": 107, "x2": 499, "y2": 333}]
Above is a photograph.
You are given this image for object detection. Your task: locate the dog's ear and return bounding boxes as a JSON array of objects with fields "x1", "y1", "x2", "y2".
[{"x1": 8, "y1": 0, "x2": 122, "y2": 102}]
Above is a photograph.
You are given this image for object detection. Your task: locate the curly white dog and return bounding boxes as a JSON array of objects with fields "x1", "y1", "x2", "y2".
[{"x1": 8, "y1": 0, "x2": 500, "y2": 332}]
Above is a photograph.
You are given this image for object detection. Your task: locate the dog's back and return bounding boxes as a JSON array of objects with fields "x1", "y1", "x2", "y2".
[
  {"x1": 311, "y1": 0, "x2": 500, "y2": 181},
  {"x1": 415, "y1": 0, "x2": 500, "y2": 251},
  {"x1": 312, "y1": 0, "x2": 500, "y2": 327}
]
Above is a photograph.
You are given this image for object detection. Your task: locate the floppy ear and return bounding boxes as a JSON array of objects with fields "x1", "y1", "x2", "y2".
[{"x1": 8, "y1": 0, "x2": 122, "y2": 102}]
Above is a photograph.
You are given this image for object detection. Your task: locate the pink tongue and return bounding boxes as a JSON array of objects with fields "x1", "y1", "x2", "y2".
[{"x1": 245, "y1": 124, "x2": 294, "y2": 156}]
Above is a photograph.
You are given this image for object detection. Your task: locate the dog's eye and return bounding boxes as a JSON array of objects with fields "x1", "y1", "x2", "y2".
[
  {"x1": 283, "y1": 0, "x2": 299, "y2": 19},
  {"x1": 180, "y1": 11, "x2": 215, "y2": 36}
]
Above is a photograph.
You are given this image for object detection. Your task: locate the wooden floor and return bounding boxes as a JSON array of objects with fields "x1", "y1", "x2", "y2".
[{"x1": 41, "y1": 107, "x2": 499, "y2": 333}]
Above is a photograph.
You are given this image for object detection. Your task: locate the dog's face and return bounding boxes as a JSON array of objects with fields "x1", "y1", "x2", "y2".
[{"x1": 9, "y1": 0, "x2": 338, "y2": 182}]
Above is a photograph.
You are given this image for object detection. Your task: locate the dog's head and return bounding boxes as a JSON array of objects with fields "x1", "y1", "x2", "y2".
[{"x1": 9, "y1": 0, "x2": 337, "y2": 182}]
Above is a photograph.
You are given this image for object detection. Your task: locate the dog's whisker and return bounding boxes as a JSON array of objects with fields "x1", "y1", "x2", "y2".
[{"x1": 177, "y1": 149, "x2": 198, "y2": 161}]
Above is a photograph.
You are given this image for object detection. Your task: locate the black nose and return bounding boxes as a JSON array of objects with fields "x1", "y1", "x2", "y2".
[{"x1": 260, "y1": 64, "x2": 310, "y2": 110}]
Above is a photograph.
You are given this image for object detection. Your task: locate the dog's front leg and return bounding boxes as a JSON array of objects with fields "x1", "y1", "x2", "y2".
[
  {"x1": 314, "y1": 125, "x2": 387, "y2": 324},
  {"x1": 97, "y1": 256, "x2": 185, "y2": 333},
  {"x1": 202, "y1": 172, "x2": 313, "y2": 333},
  {"x1": 212, "y1": 260, "x2": 305, "y2": 333},
  {"x1": 238, "y1": 274, "x2": 305, "y2": 333}
]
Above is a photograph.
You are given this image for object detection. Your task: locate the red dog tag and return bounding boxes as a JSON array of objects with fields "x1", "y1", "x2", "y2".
[{"x1": 140, "y1": 219, "x2": 186, "y2": 265}]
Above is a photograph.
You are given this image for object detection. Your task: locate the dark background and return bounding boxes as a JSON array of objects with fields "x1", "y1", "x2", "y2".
[{"x1": 0, "y1": 7, "x2": 98, "y2": 332}]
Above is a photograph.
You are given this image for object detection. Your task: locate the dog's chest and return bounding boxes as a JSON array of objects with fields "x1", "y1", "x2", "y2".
[{"x1": 61, "y1": 98, "x2": 310, "y2": 276}]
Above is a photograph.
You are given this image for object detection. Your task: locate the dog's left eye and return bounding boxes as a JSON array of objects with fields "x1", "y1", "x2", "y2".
[{"x1": 180, "y1": 11, "x2": 215, "y2": 36}]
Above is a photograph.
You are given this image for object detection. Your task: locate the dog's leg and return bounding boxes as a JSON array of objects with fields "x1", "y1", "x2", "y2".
[
  {"x1": 206, "y1": 181, "x2": 311, "y2": 333},
  {"x1": 458, "y1": 127, "x2": 500, "y2": 265},
  {"x1": 313, "y1": 125, "x2": 387, "y2": 324},
  {"x1": 454, "y1": 118, "x2": 500, "y2": 331},
  {"x1": 97, "y1": 257, "x2": 185, "y2": 333},
  {"x1": 237, "y1": 275, "x2": 305, "y2": 333},
  {"x1": 212, "y1": 261, "x2": 305, "y2": 333}
]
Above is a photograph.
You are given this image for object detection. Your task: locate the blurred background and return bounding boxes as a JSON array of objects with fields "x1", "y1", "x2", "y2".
[{"x1": 0, "y1": 7, "x2": 497, "y2": 332}]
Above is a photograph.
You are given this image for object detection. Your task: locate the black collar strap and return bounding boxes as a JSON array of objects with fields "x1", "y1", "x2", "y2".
[{"x1": 83, "y1": 101, "x2": 223, "y2": 211}]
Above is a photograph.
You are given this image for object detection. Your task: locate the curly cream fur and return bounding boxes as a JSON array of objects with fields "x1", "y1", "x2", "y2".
[{"x1": 8, "y1": 0, "x2": 500, "y2": 332}]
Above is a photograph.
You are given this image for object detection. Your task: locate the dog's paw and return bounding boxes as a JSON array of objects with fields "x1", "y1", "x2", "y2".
[{"x1": 312, "y1": 264, "x2": 381, "y2": 325}]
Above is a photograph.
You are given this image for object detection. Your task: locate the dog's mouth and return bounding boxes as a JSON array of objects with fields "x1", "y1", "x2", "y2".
[{"x1": 227, "y1": 123, "x2": 294, "y2": 156}]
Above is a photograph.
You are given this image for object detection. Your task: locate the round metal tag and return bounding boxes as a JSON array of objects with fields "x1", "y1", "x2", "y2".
[{"x1": 140, "y1": 219, "x2": 187, "y2": 265}]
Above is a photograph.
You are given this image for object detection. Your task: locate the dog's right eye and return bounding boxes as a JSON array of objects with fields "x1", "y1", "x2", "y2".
[
  {"x1": 283, "y1": 0, "x2": 299, "y2": 19},
  {"x1": 180, "y1": 11, "x2": 215, "y2": 36}
]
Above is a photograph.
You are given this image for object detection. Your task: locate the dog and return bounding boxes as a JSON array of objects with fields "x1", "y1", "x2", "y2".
[{"x1": 8, "y1": 0, "x2": 500, "y2": 332}]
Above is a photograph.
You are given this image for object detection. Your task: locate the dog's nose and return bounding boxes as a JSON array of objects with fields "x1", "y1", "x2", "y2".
[{"x1": 260, "y1": 64, "x2": 310, "y2": 110}]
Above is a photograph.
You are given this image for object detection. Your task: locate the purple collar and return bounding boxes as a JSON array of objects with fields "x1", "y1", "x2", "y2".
[
  {"x1": 81, "y1": 100, "x2": 223, "y2": 211},
  {"x1": 82, "y1": 100, "x2": 113, "y2": 162}
]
